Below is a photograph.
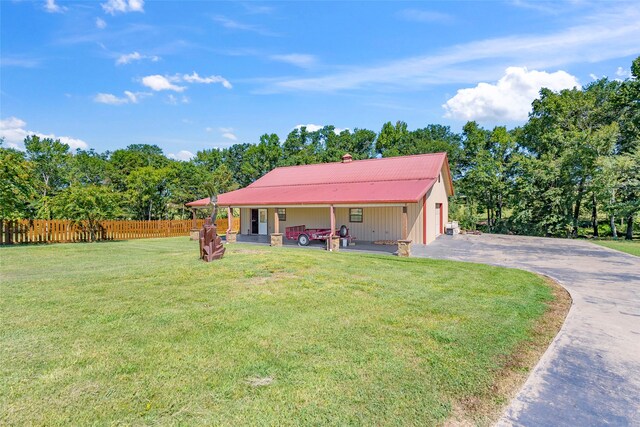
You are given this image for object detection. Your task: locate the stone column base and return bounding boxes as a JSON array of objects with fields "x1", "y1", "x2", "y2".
[
  {"x1": 190, "y1": 228, "x2": 200, "y2": 241},
  {"x1": 397, "y1": 239, "x2": 412, "y2": 257},
  {"x1": 270, "y1": 233, "x2": 283, "y2": 247},
  {"x1": 226, "y1": 231, "x2": 237, "y2": 243},
  {"x1": 327, "y1": 235, "x2": 340, "y2": 252}
]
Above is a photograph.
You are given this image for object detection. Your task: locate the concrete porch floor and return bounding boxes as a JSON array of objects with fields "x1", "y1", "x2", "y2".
[{"x1": 230, "y1": 233, "x2": 397, "y2": 255}]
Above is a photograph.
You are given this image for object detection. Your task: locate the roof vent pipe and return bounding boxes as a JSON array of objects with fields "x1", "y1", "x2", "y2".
[{"x1": 342, "y1": 153, "x2": 353, "y2": 163}]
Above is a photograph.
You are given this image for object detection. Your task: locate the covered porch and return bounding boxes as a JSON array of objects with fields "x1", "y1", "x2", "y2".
[{"x1": 233, "y1": 204, "x2": 414, "y2": 255}]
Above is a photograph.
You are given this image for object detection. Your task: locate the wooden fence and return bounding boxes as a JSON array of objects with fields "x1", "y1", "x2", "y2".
[{"x1": 0, "y1": 217, "x2": 241, "y2": 245}]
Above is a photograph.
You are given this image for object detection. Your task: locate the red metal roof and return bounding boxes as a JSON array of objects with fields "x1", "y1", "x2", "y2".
[{"x1": 187, "y1": 152, "x2": 453, "y2": 207}]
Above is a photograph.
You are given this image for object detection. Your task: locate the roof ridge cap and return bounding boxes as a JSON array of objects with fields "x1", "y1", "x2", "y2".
[
  {"x1": 250, "y1": 177, "x2": 436, "y2": 189},
  {"x1": 261, "y1": 152, "x2": 447, "y2": 171}
]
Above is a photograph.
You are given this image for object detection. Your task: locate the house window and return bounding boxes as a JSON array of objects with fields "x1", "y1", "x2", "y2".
[
  {"x1": 349, "y1": 208, "x2": 363, "y2": 223},
  {"x1": 277, "y1": 208, "x2": 286, "y2": 221}
]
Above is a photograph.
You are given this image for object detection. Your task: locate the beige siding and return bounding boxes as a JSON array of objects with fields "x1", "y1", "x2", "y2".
[
  {"x1": 407, "y1": 201, "x2": 423, "y2": 244},
  {"x1": 406, "y1": 171, "x2": 449, "y2": 245},
  {"x1": 275, "y1": 207, "x2": 329, "y2": 233},
  {"x1": 424, "y1": 172, "x2": 449, "y2": 244},
  {"x1": 240, "y1": 208, "x2": 251, "y2": 235},
  {"x1": 335, "y1": 207, "x2": 402, "y2": 242}
]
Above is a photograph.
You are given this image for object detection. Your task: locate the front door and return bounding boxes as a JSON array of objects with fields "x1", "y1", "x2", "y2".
[
  {"x1": 435, "y1": 203, "x2": 442, "y2": 236},
  {"x1": 258, "y1": 208, "x2": 268, "y2": 235},
  {"x1": 251, "y1": 209, "x2": 259, "y2": 234}
]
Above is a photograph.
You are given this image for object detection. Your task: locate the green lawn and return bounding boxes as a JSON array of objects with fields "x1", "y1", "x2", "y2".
[
  {"x1": 593, "y1": 239, "x2": 640, "y2": 257},
  {"x1": 1, "y1": 238, "x2": 556, "y2": 425}
]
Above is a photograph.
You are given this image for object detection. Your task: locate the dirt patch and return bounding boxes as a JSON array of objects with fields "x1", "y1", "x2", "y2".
[
  {"x1": 246, "y1": 376, "x2": 274, "y2": 387},
  {"x1": 245, "y1": 272, "x2": 298, "y2": 286},
  {"x1": 232, "y1": 248, "x2": 265, "y2": 255},
  {"x1": 445, "y1": 276, "x2": 572, "y2": 426}
]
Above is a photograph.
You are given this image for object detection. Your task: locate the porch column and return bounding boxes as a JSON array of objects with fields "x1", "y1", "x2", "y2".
[
  {"x1": 274, "y1": 210, "x2": 280, "y2": 233},
  {"x1": 328, "y1": 205, "x2": 339, "y2": 251},
  {"x1": 330, "y1": 205, "x2": 335, "y2": 236},
  {"x1": 402, "y1": 206, "x2": 408, "y2": 240},
  {"x1": 270, "y1": 208, "x2": 283, "y2": 247},
  {"x1": 226, "y1": 207, "x2": 237, "y2": 243},
  {"x1": 191, "y1": 208, "x2": 197, "y2": 228},
  {"x1": 398, "y1": 205, "x2": 411, "y2": 257}
]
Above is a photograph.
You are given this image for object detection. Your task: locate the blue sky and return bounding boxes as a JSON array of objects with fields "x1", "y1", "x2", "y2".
[{"x1": 1, "y1": 0, "x2": 638, "y2": 159}]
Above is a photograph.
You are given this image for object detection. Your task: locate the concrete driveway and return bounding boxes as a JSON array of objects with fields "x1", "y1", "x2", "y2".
[{"x1": 413, "y1": 234, "x2": 640, "y2": 426}]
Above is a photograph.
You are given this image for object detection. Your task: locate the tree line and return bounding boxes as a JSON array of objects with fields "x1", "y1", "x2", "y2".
[{"x1": 1, "y1": 57, "x2": 638, "y2": 239}]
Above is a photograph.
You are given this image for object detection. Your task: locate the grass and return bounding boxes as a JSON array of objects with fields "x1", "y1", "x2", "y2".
[
  {"x1": 1, "y1": 238, "x2": 564, "y2": 426},
  {"x1": 592, "y1": 239, "x2": 640, "y2": 257}
]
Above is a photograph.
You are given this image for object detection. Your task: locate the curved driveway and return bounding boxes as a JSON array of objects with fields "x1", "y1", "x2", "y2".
[{"x1": 413, "y1": 234, "x2": 640, "y2": 426}]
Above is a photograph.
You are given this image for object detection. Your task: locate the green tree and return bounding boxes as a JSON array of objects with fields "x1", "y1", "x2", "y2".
[
  {"x1": 281, "y1": 127, "x2": 318, "y2": 166},
  {"x1": 611, "y1": 56, "x2": 640, "y2": 238},
  {"x1": 0, "y1": 143, "x2": 35, "y2": 219},
  {"x1": 192, "y1": 148, "x2": 223, "y2": 171},
  {"x1": 108, "y1": 144, "x2": 169, "y2": 190},
  {"x1": 350, "y1": 128, "x2": 376, "y2": 159},
  {"x1": 458, "y1": 123, "x2": 515, "y2": 230},
  {"x1": 69, "y1": 149, "x2": 110, "y2": 186},
  {"x1": 238, "y1": 133, "x2": 282, "y2": 185},
  {"x1": 126, "y1": 166, "x2": 172, "y2": 220},
  {"x1": 52, "y1": 184, "x2": 124, "y2": 241},
  {"x1": 24, "y1": 135, "x2": 71, "y2": 219},
  {"x1": 375, "y1": 121, "x2": 408, "y2": 157},
  {"x1": 520, "y1": 82, "x2": 619, "y2": 236}
]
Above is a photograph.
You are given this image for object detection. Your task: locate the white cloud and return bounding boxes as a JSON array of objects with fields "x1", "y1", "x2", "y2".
[
  {"x1": 142, "y1": 75, "x2": 186, "y2": 92},
  {"x1": 222, "y1": 132, "x2": 237, "y2": 141},
  {"x1": 1, "y1": 116, "x2": 88, "y2": 150},
  {"x1": 0, "y1": 56, "x2": 40, "y2": 68},
  {"x1": 44, "y1": 0, "x2": 66, "y2": 13},
  {"x1": 616, "y1": 67, "x2": 630, "y2": 78},
  {"x1": 124, "y1": 91, "x2": 149, "y2": 103},
  {"x1": 266, "y1": 6, "x2": 640, "y2": 93},
  {"x1": 182, "y1": 72, "x2": 232, "y2": 89},
  {"x1": 53, "y1": 136, "x2": 88, "y2": 150},
  {"x1": 214, "y1": 127, "x2": 238, "y2": 141},
  {"x1": 242, "y1": 3, "x2": 274, "y2": 14},
  {"x1": 101, "y1": 0, "x2": 144, "y2": 15},
  {"x1": 94, "y1": 93, "x2": 128, "y2": 105},
  {"x1": 142, "y1": 73, "x2": 231, "y2": 92},
  {"x1": 293, "y1": 124, "x2": 347, "y2": 134},
  {"x1": 294, "y1": 124, "x2": 323, "y2": 132},
  {"x1": 443, "y1": 67, "x2": 580, "y2": 122},
  {"x1": 96, "y1": 17, "x2": 107, "y2": 29},
  {"x1": 94, "y1": 91, "x2": 149, "y2": 105},
  {"x1": 116, "y1": 51, "x2": 160, "y2": 65},
  {"x1": 270, "y1": 54, "x2": 317, "y2": 69},
  {"x1": 212, "y1": 15, "x2": 277, "y2": 36},
  {"x1": 168, "y1": 150, "x2": 194, "y2": 161},
  {"x1": 116, "y1": 52, "x2": 140, "y2": 64},
  {"x1": 396, "y1": 9, "x2": 452, "y2": 23},
  {"x1": 166, "y1": 94, "x2": 190, "y2": 105}
]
